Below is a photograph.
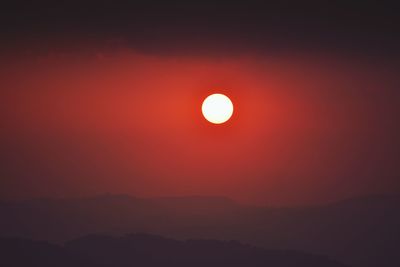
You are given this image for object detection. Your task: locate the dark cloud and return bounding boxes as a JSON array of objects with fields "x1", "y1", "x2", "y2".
[{"x1": 1, "y1": 1, "x2": 399, "y2": 57}]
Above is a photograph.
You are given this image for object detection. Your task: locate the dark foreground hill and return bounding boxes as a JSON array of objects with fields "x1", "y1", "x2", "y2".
[
  {"x1": 0, "y1": 194, "x2": 399, "y2": 267},
  {"x1": 0, "y1": 234, "x2": 346, "y2": 267}
]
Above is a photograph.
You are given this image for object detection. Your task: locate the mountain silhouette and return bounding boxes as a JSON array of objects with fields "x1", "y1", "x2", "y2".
[
  {"x1": 0, "y1": 234, "x2": 346, "y2": 267},
  {"x1": 0, "y1": 194, "x2": 399, "y2": 267}
]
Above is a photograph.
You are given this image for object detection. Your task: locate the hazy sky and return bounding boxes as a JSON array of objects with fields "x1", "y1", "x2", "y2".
[{"x1": 1, "y1": 1, "x2": 399, "y2": 205}]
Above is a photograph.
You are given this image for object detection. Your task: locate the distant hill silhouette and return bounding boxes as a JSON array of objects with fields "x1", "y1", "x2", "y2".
[
  {"x1": 0, "y1": 194, "x2": 399, "y2": 267},
  {"x1": 0, "y1": 234, "x2": 346, "y2": 267}
]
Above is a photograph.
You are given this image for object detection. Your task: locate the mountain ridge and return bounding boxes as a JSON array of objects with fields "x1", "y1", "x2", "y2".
[
  {"x1": 0, "y1": 193, "x2": 399, "y2": 267},
  {"x1": 0, "y1": 233, "x2": 347, "y2": 267}
]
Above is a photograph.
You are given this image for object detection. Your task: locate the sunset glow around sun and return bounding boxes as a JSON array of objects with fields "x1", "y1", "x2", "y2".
[{"x1": 202, "y1": 93, "x2": 234, "y2": 124}]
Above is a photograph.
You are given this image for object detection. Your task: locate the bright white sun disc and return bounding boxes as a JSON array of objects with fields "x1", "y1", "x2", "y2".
[{"x1": 201, "y1": 93, "x2": 233, "y2": 124}]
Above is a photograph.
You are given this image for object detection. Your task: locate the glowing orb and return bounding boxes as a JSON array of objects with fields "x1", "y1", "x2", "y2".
[{"x1": 201, "y1": 93, "x2": 233, "y2": 124}]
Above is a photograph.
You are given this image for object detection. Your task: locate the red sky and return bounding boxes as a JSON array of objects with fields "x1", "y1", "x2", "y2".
[{"x1": 1, "y1": 46, "x2": 399, "y2": 205}]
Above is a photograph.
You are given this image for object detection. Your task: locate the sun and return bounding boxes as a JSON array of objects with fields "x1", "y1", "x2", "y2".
[{"x1": 201, "y1": 93, "x2": 234, "y2": 124}]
